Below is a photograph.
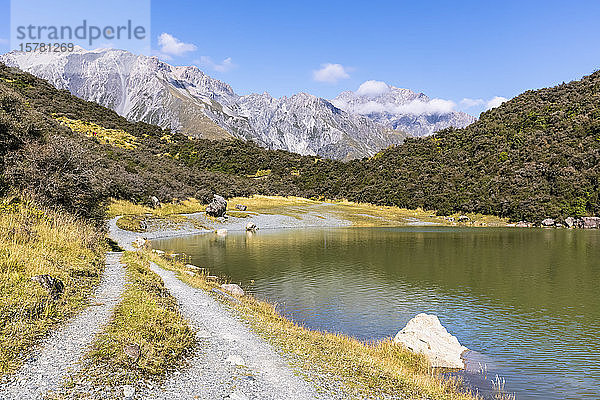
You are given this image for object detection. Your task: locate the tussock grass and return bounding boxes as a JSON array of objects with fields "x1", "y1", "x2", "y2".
[
  {"x1": 149, "y1": 251, "x2": 479, "y2": 400},
  {"x1": 54, "y1": 116, "x2": 139, "y2": 149},
  {"x1": 81, "y1": 251, "x2": 195, "y2": 387},
  {"x1": 0, "y1": 197, "x2": 106, "y2": 376}
]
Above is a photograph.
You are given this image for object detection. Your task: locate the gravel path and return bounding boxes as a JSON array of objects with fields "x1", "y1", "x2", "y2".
[
  {"x1": 0, "y1": 252, "x2": 126, "y2": 400},
  {"x1": 143, "y1": 261, "x2": 324, "y2": 400}
]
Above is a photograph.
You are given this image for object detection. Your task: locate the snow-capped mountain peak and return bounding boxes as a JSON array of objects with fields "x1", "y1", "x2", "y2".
[
  {"x1": 0, "y1": 49, "x2": 474, "y2": 159},
  {"x1": 332, "y1": 80, "x2": 476, "y2": 137}
]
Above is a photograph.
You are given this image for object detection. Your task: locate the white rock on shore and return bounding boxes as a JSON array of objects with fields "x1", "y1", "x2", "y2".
[
  {"x1": 221, "y1": 284, "x2": 244, "y2": 296},
  {"x1": 393, "y1": 313, "x2": 468, "y2": 369}
]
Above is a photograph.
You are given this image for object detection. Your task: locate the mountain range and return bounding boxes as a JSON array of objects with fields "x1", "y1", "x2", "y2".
[{"x1": 0, "y1": 48, "x2": 474, "y2": 160}]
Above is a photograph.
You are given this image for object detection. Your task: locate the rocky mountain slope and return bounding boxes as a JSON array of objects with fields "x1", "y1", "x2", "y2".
[
  {"x1": 0, "y1": 48, "x2": 405, "y2": 160},
  {"x1": 332, "y1": 81, "x2": 476, "y2": 137}
]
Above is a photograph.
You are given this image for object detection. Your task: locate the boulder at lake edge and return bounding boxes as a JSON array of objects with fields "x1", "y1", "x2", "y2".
[
  {"x1": 393, "y1": 313, "x2": 468, "y2": 369},
  {"x1": 541, "y1": 218, "x2": 555, "y2": 227},
  {"x1": 206, "y1": 194, "x2": 227, "y2": 217}
]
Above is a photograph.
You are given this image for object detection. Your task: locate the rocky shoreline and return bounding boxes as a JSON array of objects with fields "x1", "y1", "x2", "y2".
[{"x1": 512, "y1": 216, "x2": 600, "y2": 229}]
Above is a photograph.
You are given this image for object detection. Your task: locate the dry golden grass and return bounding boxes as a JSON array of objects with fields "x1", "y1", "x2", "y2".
[
  {"x1": 79, "y1": 251, "x2": 195, "y2": 388},
  {"x1": 227, "y1": 195, "x2": 508, "y2": 227},
  {"x1": 148, "y1": 250, "x2": 479, "y2": 400},
  {"x1": 54, "y1": 116, "x2": 139, "y2": 149},
  {"x1": 0, "y1": 197, "x2": 106, "y2": 376}
]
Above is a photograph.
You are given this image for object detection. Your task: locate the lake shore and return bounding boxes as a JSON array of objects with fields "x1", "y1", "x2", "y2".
[
  {"x1": 106, "y1": 214, "x2": 486, "y2": 400},
  {"x1": 107, "y1": 195, "x2": 510, "y2": 250}
]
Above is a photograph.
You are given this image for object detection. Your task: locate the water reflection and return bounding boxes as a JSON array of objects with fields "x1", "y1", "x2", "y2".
[{"x1": 153, "y1": 227, "x2": 600, "y2": 399}]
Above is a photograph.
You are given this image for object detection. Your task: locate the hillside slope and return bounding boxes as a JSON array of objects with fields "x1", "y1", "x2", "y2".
[
  {"x1": 1, "y1": 62, "x2": 599, "y2": 222},
  {"x1": 345, "y1": 73, "x2": 600, "y2": 221}
]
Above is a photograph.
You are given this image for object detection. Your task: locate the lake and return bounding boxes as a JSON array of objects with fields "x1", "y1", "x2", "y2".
[{"x1": 152, "y1": 226, "x2": 600, "y2": 399}]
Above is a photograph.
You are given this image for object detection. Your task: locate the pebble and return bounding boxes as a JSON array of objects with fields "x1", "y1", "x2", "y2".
[
  {"x1": 225, "y1": 354, "x2": 246, "y2": 367},
  {"x1": 123, "y1": 384, "x2": 135, "y2": 398},
  {"x1": 226, "y1": 390, "x2": 250, "y2": 400}
]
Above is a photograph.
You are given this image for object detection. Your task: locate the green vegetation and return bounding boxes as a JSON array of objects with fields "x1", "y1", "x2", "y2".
[
  {"x1": 0, "y1": 197, "x2": 105, "y2": 375},
  {"x1": 75, "y1": 251, "x2": 194, "y2": 390},
  {"x1": 2, "y1": 62, "x2": 599, "y2": 223}
]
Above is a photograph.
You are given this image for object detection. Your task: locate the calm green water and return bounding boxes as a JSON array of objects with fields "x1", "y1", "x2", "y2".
[{"x1": 153, "y1": 227, "x2": 600, "y2": 399}]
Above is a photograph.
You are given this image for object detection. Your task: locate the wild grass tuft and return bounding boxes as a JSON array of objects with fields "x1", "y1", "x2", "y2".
[
  {"x1": 80, "y1": 251, "x2": 195, "y2": 388},
  {"x1": 0, "y1": 196, "x2": 106, "y2": 376}
]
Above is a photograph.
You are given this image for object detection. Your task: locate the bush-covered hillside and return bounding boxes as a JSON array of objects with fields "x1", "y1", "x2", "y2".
[
  {"x1": 1, "y1": 62, "x2": 599, "y2": 222},
  {"x1": 344, "y1": 73, "x2": 600, "y2": 221}
]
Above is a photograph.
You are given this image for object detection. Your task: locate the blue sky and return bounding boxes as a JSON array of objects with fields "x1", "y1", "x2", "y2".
[{"x1": 1, "y1": 0, "x2": 599, "y2": 116}]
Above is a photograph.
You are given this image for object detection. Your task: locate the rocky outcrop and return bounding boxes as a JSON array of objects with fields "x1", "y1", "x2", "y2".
[
  {"x1": 393, "y1": 313, "x2": 468, "y2": 369},
  {"x1": 206, "y1": 195, "x2": 227, "y2": 217}
]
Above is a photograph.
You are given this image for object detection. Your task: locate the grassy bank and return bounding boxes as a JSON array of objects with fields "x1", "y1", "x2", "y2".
[
  {"x1": 147, "y1": 251, "x2": 479, "y2": 400},
  {"x1": 70, "y1": 251, "x2": 195, "y2": 392},
  {"x1": 0, "y1": 197, "x2": 106, "y2": 376},
  {"x1": 228, "y1": 195, "x2": 509, "y2": 227}
]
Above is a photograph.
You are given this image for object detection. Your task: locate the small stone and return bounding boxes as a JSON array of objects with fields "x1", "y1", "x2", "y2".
[
  {"x1": 458, "y1": 215, "x2": 470, "y2": 223},
  {"x1": 235, "y1": 204, "x2": 247, "y2": 211},
  {"x1": 226, "y1": 391, "x2": 250, "y2": 400},
  {"x1": 123, "y1": 384, "x2": 135, "y2": 398},
  {"x1": 132, "y1": 237, "x2": 147, "y2": 248},
  {"x1": 225, "y1": 355, "x2": 246, "y2": 367},
  {"x1": 124, "y1": 344, "x2": 141, "y2": 362},
  {"x1": 541, "y1": 218, "x2": 555, "y2": 227},
  {"x1": 221, "y1": 283, "x2": 244, "y2": 296},
  {"x1": 148, "y1": 196, "x2": 161, "y2": 209},
  {"x1": 245, "y1": 222, "x2": 257, "y2": 231},
  {"x1": 31, "y1": 275, "x2": 64, "y2": 300}
]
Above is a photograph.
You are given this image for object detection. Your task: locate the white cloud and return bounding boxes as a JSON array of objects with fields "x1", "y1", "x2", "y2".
[
  {"x1": 486, "y1": 96, "x2": 508, "y2": 110},
  {"x1": 196, "y1": 56, "x2": 236, "y2": 73},
  {"x1": 460, "y1": 96, "x2": 508, "y2": 111},
  {"x1": 356, "y1": 80, "x2": 390, "y2": 97},
  {"x1": 157, "y1": 33, "x2": 197, "y2": 56},
  {"x1": 313, "y1": 63, "x2": 350, "y2": 84},
  {"x1": 460, "y1": 98, "x2": 485, "y2": 108},
  {"x1": 339, "y1": 98, "x2": 457, "y2": 116}
]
